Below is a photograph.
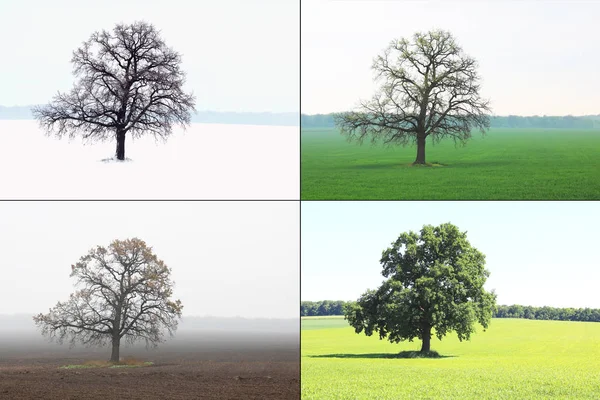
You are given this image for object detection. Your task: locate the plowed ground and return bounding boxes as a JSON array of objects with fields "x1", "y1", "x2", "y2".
[{"x1": 0, "y1": 332, "x2": 299, "y2": 399}]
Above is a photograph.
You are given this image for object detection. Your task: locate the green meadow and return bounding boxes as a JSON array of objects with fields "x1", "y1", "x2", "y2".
[
  {"x1": 301, "y1": 316, "x2": 600, "y2": 399},
  {"x1": 301, "y1": 128, "x2": 600, "y2": 200}
]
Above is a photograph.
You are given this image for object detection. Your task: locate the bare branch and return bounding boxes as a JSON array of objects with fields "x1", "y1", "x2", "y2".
[
  {"x1": 32, "y1": 21, "x2": 196, "y2": 159},
  {"x1": 33, "y1": 238, "x2": 183, "y2": 357},
  {"x1": 336, "y1": 30, "x2": 491, "y2": 164}
]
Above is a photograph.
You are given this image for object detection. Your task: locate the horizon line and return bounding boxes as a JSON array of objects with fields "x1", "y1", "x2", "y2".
[
  {"x1": 301, "y1": 112, "x2": 600, "y2": 118},
  {"x1": 0, "y1": 104, "x2": 299, "y2": 115},
  {"x1": 0, "y1": 313, "x2": 299, "y2": 320}
]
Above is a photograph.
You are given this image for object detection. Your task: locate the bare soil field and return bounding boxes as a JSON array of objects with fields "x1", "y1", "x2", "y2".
[{"x1": 0, "y1": 332, "x2": 299, "y2": 399}]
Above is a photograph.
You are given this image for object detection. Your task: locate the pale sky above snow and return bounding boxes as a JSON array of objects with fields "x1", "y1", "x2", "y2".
[
  {"x1": 302, "y1": 201, "x2": 600, "y2": 309},
  {"x1": 0, "y1": 201, "x2": 299, "y2": 319},
  {"x1": 302, "y1": 0, "x2": 600, "y2": 116},
  {"x1": 0, "y1": 0, "x2": 299, "y2": 113}
]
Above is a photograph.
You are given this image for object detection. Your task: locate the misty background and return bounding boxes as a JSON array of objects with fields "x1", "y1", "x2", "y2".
[
  {"x1": 0, "y1": 106, "x2": 298, "y2": 127},
  {"x1": 0, "y1": 202, "x2": 299, "y2": 350}
]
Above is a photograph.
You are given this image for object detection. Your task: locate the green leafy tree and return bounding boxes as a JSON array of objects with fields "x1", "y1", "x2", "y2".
[
  {"x1": 508, "y1": 304, "x2": 524, "y2": 318},
  {"x1": 523, "y1": 306, "x2": 535, "y2": 319},
  {"x1": 345, "y1": 223, "x2": 497, "y2": 353}
]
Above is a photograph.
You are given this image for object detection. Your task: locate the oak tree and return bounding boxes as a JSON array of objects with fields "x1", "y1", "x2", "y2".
[
  {"x1": 33, "y1": 21, "x2": 196, "y2": 160},
  {"x1": 33, "y1": 238, "x2": 183, "y2": 363},
  {"x1": 335, "y1": 30, "x2": 491, "y2": 165},
  {"x1": 345, "y1": 223, "x2": 496, "y2": 353}
]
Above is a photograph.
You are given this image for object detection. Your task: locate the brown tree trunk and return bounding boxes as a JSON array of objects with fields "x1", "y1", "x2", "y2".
[
  {"x1": 110, "y1": 336, "x2": 120, "y2": 363},
  {"x1": 414, "y1": 133, "x2": 426, "y2": 165},
  {"x1": 115, "y1": 130, "x2": 126, "y2": 160},
  {"x1": 110, "y1": 313, "x2": 121, "y2": 363},
  {"x1": 420, "y1": 324, "x2": 432, "y2": 353}
]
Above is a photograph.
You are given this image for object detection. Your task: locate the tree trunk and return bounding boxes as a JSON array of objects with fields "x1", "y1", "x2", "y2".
[
  {"x1": 110, "y1": 336, "x2": 120, "y2": 363},
  {"x1": 414, "y1": 133, "x2": 426, "y2": 165},
  {"x1": 420, "y1": 324, "x2": 432, "y2": 353},
  {"x1": 115, "y1": 130, "x2": 126, "y2": 161}
]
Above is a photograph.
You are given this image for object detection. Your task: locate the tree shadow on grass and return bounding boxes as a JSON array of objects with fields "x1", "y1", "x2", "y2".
[
  {"x1": 309, "y1": 351, "x2": 455, "y2": 359},
  {"x1": 347, "y1": 160, "x2": 516, "y2": 170},
  {"x1": 347, "y1": 162, "x2": 450, "y2": 170}
]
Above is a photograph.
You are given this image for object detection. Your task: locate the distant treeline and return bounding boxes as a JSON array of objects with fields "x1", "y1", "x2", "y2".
[
  {"x1": 494, "y1": 305, "x2": 600, "y2": 322},
  {"x1": 0, "y1": 106, "x2": 299, "y2": 126},
  {"x1": 301, "y1": 300, "x2": 350, "y2": 317},
  {"x1": 302, "y1": 301, "x2": 600, "y2": 322},
  {"x1": 301, "y1": 113, "x2": 600, "y2": 130}
]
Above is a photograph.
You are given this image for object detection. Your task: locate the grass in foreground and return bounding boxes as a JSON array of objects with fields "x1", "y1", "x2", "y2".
[
  {"x1": 301, "y1": 128, "x2": 600, "y2": 200},
  {"x1": 60, "y1": 357, "x2": 154, "y2": 369},
  {"x1": 301, "y1": 317, "x2": 600, "y2": 399}
]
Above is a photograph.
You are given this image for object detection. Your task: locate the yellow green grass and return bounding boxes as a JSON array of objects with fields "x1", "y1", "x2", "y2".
[
  {"x1": 301, "y1": 317, "x2": 600, "y2": 399},
  {"x1": 301, "y1": 128, "x2": 600, "y2": 200},
  {"x1": 60, "y1": 357, "x2": 153, "y2": 369}
]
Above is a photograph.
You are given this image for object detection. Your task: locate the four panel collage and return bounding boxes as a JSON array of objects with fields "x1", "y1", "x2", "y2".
[{"x1": 0, "y1": 1, "x2": 598, "y2": 399}]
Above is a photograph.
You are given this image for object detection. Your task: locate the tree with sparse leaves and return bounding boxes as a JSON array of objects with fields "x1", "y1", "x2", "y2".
[
  {"x1": 345, "y1": 223, "x2": 496, "y2": 354},
  {"x1": 33, "y1": 21, "x2": 196, "y2": 160},
  {"x1": 335, "y1": 30, "x2": 491, "y2": 165},
  {"x1": 33, "y1": 238, "x2": 183, "y2": 363}
]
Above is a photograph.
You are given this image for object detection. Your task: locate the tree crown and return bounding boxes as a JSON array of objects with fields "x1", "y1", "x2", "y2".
[
  {"x1": 335, "y1": 30, "x2": 491, "y2": 148},
  {"x1": 346, "y1": 223, "x2": 496, "y2": 346},
  {"x1": 33, "y1": 21, "x2": 196, "y2": 142},
  {"x1": 34, "y1": 238, "x2": 183, "y2": 349}
]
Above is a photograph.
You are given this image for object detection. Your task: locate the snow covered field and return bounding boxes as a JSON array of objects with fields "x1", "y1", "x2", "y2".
[{"x1": 0, "y1": 120, "x2": 299, "y2": 199}]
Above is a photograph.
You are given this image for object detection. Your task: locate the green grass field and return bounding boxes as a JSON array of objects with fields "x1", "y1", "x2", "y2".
[
  {"x1": 301, "y1": 128, "x2": 600, "y2": 200},
  {"x1": 301, "y1": 316, "x2": 600, "y2": 399}
]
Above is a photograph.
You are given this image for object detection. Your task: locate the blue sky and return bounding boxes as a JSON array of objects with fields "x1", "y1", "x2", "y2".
[
  {"x1": 302, "y1": 0, "x2": 600, "y2": 116},
  {"x1": 302, "y1": 201, "x2": 600, "y2": 309},
  {"x1": 0, "y1": 0, "x2": 298, "y2": 112}
]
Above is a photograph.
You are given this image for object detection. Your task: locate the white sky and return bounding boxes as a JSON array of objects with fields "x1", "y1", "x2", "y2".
[
  {"x1": 0, "y1": 0, "x2": 299, "y2": 113},
  {"x1": 301, "y1": 0, "x2": 600, "y2": 116},
  {"x1": 302, "y1": 201, "x2": 600, "y2": 309},
  {"x1": 0, "y1": 201, "x2": 299, "y2": 319}
]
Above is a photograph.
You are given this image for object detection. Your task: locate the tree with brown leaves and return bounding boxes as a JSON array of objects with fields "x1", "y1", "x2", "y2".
[
  {"x1": 33, "y1": 238, "x2": 183, "y2": 363},
  {"x1": 335, "y1": 30, "x2": 491, "y2": 165},
  {"x1": 33, "y1": 21, "x2": 196, "y2": 160}
]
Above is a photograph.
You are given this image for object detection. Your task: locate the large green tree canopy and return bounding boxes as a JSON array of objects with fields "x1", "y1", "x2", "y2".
[{"x1": 345, "y1": 222, "x2": 497, "y2": 353}]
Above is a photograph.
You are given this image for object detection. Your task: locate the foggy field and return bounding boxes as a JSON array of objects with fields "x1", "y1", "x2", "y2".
[
  {"x1": 301, "y1": 317, "x2": 600, "y2": 399},
  {"x1": 0, "y1": 120, "x2": 299, "y2": 200},
  {"x1": 0, "y1": 322, "x2": 299, "y2": 399},
  {"x1": 301, "y1": 128, "x2": 600, "y2": 200},
  {"x1": 0, "y1": 315, "x2": 299, "y2": 361},
  {"x1": 0, "y1": 330, "x2": 299, "y2": 364}
]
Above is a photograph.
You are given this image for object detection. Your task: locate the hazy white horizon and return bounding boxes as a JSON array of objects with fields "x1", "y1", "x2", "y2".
[
  {"x1": 0, "y1": 0, "x2": 299, "y2": 113},
  {"x1": 0, "y1": 202, "x2": 299, "y2": 319},
  {"x1": 0, "y1": 313, "x2": 296, "y2": 319},
  {"x1": 302, "y1": 0, "x2": 600, "y2": 116}
]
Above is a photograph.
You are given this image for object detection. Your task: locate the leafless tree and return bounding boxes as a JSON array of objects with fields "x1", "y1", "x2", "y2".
[
  {"x1": 335, "y1": 30, "x2": 491, "y2": 165},
  {"x1": 33, "y1": 21, "x2": 196, "y2": 160},
  {"x1": 33, "y1": 238, "x2": 184, "y2": 363}
]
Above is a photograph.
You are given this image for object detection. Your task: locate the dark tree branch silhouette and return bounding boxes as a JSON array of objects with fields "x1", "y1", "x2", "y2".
[
  {"x1": 33, "y1": 21, "x2": 196, "y2": 160},
  {"x1": 335, "y1": 30, "x2": 491, "y2": 165},
  {"x1": 33, "y1": 238, "x2": 183, "y2": 363}
]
